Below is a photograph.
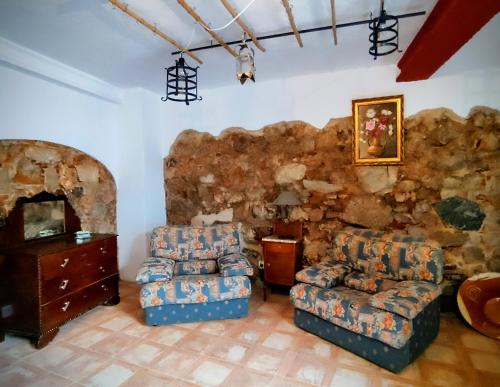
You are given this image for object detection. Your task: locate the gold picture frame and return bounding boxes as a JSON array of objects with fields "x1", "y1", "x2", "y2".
[{"x1": 352, "y1": 95, "x2": 404, "y2": 165}]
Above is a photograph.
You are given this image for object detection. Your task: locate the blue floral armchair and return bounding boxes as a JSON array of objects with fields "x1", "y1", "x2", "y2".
[
  {"x1": 136, "y1": 223, "x2": 253, "y2": 325},
  {"x1": 290, "y1": 228, "x2": 444, "y2": 372}
]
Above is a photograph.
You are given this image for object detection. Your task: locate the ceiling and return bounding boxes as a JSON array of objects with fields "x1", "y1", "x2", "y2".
[{"x1": 0, "y1": 0, "x2": 444, "y2": 93}]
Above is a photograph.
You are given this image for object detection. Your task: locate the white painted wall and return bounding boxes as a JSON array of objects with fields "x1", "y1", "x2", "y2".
[
  {"x1": 0, "y1": 64, "x2": 121, "y2": 172},
  {"x1": 0, "y1": 63, "x2": 154, "y2": 281},
  {"x1": 164, "y1": 63, "x2": 499, "y2": 136}
]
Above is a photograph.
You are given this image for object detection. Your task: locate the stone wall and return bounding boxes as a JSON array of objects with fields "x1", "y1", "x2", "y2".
[
  {"x1": 0, "y1": 140, "x2": 116, "y2": 233},
  {"x1": 165, "y1": 106, "x2": 500, "y2": 276}
]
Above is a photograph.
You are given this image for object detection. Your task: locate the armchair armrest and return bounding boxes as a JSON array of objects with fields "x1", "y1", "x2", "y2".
[
  {"x1": 218, "y1": 253, "x2": 254, "y2": 277},
  {"x1": 136, "y1": 257, "x2": 175, "y2": 284},
  {"x1": 295, "y1": 261, "x2": 351, "y2": 288},
  {"x1": 369, "y1": 280, "x2": 442, "y2": 319}
]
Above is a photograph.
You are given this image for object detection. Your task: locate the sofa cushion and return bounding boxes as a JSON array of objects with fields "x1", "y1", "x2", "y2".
[
  {"x1": 368, "y1": 240, "x2": 402, "y2": 280},
  {"x1": 369, "y1": 280, "x2": 442, "y2": 319},
  {"x1": 140, "y1": 274, "x2": 251, "y2": 308},
  {"x1": 218, "y1": 254, "x2": 254, "y2": 277},
  {"x1": 149, "y1": 224, "x2": 240, "y2": 261},
  {"x1": 344, "y1": 227, "x2": 428, "y2": 243},
  {"x1": 136, "y1": 257, "x2": 175, "y2": 284},
  {"x1": 333, "y1": 230, "x2": 444, "y2": 284},
  {"x1": 174, "y1": 260, "x2": 218, "y2": 276},
  {"x1": 398, "y1": 244, "x2": 444, "y2": 284},
  {"x1": 344, "y1": 271, "x2": 397, "y2": 294},
  {"x1": 295, "y1": 262, "x2": 351, "y2": 288},
  {"x1": 290, "y1": 283, "x2": 412, "y2": 349},
  {"x1": 333, "y1": 233, "x2": 372, "y2": 273}
]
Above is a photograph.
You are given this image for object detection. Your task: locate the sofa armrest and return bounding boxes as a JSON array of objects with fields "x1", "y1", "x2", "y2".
[
  {"x1": 295, "y1": 261, "x2": 351, "y2": 288},
  {"x1": 218, "y1": 253, "x2": 254, "y2": 277},
  {"x1": 136, "y1": 257, "x2": 175, "y2": 284},
  {"x1": 369, "y1": 280, "x2": 442, "y2": 319}
]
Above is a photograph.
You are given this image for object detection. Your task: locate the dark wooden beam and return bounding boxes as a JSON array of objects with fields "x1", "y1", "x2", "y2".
[{"x1": 397, "y1": 0, "x2": 500, "y2": 82}]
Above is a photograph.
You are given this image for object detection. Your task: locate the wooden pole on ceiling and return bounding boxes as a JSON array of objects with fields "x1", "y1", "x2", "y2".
[
  {"x1": 330, "y1": 0, "x2": 338, "y2": 45},
  {"x1": 220, "y1": 0, "x2": 266, "y2": 52},
  {"x1": 108, "y1": 0, "x2": 202, "y2": 64},
  {"x1": 177, "y1": 0, "x2": 238, "y2": 58},
  {"x1": 281, "y1": 0, "x2": 303, "y2": 47},
  {"x1": 397, "y1": 0, "x2": 500, "y2": 82}
]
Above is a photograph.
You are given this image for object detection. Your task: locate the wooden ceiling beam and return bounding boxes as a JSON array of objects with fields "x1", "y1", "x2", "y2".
[
  {"x1": 281, "y1": 0, "x2": 303, "y2": 47},
  {"x1": 108, "y1": 0, "x2": 202, "y2": 64},
  {"x1": 177, "y1": 0, "x2": 238, "y2": 58},
  {"x1": 330, "y1": 0, "x2": 338, "y2": 45},
  {"x1": 397, "y1": 0, "x2": 500, "y2": 82},
  {"x1": 220, "y1": 0, "x2": 266, "y2": 52}
]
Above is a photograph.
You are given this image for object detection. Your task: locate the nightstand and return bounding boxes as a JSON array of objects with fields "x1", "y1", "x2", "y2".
[{"x1": 261, "y1": 221, "x2": 303, "y2": 300}]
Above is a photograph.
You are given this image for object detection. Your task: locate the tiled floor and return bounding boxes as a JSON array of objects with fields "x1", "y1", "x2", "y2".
[{"x1": 1, "y1": 281, "x2": 499, "y2": 387}]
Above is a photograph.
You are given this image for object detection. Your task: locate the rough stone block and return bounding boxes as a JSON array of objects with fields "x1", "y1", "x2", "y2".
[{"x1": 434, "y1": 196, "x2": 486, "y2": 230}]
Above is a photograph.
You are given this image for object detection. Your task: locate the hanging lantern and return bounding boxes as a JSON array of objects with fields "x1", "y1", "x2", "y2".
[
  {"x1": 161, "y1": 54, "x2": 201, "y2": 105},
  {"x1": 368, "y1": 4, "x2": 399, "y2": 60},
  {"x1": 236, "y1": 34, "x2": 255, "y2": 85}
]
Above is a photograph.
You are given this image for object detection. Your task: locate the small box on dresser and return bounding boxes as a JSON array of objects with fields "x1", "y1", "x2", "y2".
[{"x1": 0, "y1": 234, "x2": 120, "y2": 348}]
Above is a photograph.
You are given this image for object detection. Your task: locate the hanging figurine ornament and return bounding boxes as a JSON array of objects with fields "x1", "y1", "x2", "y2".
[{"x1": 236, "y1": 33, "x2": 255, "y2": 85}]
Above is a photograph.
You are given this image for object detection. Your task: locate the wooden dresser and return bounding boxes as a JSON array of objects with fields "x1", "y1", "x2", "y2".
[{"x1": 0, "y1": 234, "x2": 119, "y2": 348}]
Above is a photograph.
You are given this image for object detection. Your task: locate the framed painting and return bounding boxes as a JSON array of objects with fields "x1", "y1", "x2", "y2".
[{"x1": 352, "y1": 95, "x2": 404, "y2": 165}]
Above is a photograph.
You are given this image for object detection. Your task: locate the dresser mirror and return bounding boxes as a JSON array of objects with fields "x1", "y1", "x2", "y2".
[
  {"x1": 23, "y1": 200, "x2": 66, "y2": 240},
  {"x1": 0, "y1": 192, "x2": 81, "y2": 247}
]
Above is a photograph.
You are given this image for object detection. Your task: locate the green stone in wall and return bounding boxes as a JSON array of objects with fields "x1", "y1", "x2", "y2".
[{"x1": 434, "y1": 196, "x2": 485, "y2": 231}]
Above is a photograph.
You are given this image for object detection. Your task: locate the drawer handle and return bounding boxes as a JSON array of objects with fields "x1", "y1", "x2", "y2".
[
  {"x1": 101, "y1": 250, "x2": 107, "y2": 254},
  {"x1": 60, "y1": 258, "x2": 70, "y2": 268},
  {"x1": 59, "y1": 279, "x2": 69, "y2": 290},
  {"x1": 61, "y1": 301, "x2": 70, "y2": 312},
  {"x1": 99, "y1": 266, "x2": 106, "y2": 273},
  {"x1": 266, "y1": 263, "x2": 271, "y2": 267},
  {"x1": 101, "y1": 284, "x2": 108, "y2": 291}
]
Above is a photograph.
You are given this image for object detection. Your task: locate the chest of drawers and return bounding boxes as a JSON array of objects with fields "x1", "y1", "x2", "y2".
[{"x1": 0, "y1": 234, "x2": 119, "y2": 348}]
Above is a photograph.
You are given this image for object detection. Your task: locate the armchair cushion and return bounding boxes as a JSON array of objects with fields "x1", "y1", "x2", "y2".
[
  {"x1": 295, "y1": 261, "x2": 351, "y2": 288},
  {"x1": 217, "y1": 254, "x2": 254, "y2": 277},
  {"x1": 344, "y1": 271, "x2": 397, "y2": 294},
  {"x1": 174, "y1": 260, "x2": 218, "y2": 276},
  {"x1": 136, "y1": 257, "x2": 175, "y2": 284},
  {"x1": 149, "y1": 224, "x2": 240, "y2": 261},
  {"x1": 369, "y1": 280, "x2": 442, "y2": 319},
  {"x1": 140, "y1": 274, "x2": 251, "y2": 307}
]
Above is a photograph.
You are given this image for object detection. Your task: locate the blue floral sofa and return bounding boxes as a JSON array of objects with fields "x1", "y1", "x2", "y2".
[
  {"x1": 290, "y1": 228, "x2": 444, "y2": 372},
  {"x1": 136, "y1": 223, "x2": 253, "y2": 325}
]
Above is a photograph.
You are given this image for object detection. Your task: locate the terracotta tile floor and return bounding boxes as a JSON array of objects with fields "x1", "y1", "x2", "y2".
[{"x1": 1, "y1": 280, "x2": 499, "y2": 386}]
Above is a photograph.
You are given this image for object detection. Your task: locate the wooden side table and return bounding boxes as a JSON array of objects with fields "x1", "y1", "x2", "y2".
[{"x1": 261, "y1": 236, "x2": 302, "y2": 301}]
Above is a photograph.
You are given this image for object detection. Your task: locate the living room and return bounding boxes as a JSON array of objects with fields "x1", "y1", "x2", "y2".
[{"x1": 0, "y1": 1, "x2": 499, "y2": 386}]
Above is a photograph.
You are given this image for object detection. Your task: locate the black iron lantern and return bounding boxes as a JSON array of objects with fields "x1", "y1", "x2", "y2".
[
  {"x1": 161, "y1": 54, "x2": 201, "y2": 105},
  {"x1": 368, "y1": 4, "x2": 399, "y2": 60}
]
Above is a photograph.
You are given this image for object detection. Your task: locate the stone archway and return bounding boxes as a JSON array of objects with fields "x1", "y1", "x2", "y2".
[{"x1": 0, "y1": 140, "x2": 116, "y2": 233}]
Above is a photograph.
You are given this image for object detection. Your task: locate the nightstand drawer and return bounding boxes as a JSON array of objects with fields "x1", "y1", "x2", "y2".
[{"x1": 264, "y1": 242, "x2": 295, "y2": 254}]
